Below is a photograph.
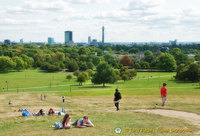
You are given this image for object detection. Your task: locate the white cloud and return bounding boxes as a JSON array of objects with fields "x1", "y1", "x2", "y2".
[
  {"x1": 0, "y1": 18, "x2": 45, "y2": 25},
  {"x1": 6, "y1": 0, "x2": 74, "y2": 14}
]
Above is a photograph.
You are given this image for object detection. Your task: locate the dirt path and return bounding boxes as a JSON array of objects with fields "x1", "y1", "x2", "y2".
[{"x1": 134, "y1": 109, "x2": 200, "y2": 135}]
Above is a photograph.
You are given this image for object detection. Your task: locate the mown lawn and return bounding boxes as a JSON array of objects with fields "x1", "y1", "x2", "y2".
[{"x1": 0, "y1": 70, "x2": 200, "y2": 136}]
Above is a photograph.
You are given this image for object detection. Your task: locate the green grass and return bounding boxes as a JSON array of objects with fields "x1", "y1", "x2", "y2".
[{"x1": 0, "y1": 70, "x2": 200, "y2": 136}]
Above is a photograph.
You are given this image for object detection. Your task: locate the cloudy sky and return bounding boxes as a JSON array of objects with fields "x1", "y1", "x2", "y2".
[{"x1": 0, "y1": 0, "x2": 200, "y2": 43}]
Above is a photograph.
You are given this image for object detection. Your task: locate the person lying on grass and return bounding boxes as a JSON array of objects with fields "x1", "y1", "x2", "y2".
[
  {"x1": 33, "y1": 109, "x2": 45, "y2": 116},
  {"x1": 48, "y1": 108, "x2": 55, "y2": 116},
  {"x1": 77, "y1": 116, "x2": 94, "y2": 128},
  {"x1": 61, "y1": 114, "x2": 71, "y2": 129}
]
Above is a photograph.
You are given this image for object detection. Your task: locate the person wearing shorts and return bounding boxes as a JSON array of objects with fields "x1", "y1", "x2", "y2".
[{"x1": 160, "y1": 83, "x2": 167, "y2": 108}]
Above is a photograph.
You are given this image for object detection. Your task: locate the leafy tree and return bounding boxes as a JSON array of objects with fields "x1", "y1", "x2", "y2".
[
  {"x1": 157, "y1": 53, "x2": 177, "y2": 71},
  {"x1": 104, "y1": 54, "x2": 117, "y2": 66},
  {"x1": 73, "y1": 70, "x2": 80, "y2": 77},
  {"x1": 86, "y1": 69, "x2": 94, "y2": 78},
  {"x1": 79, "y1": 61, "x2": 87, "y2": 71},
  {"x1": 92, "y1": 56, "x2": 101, "y2": 66},
  {"x1": 114, "y1": 69, "x2": 121, "y2": 80},
  {"x1": 144, "y1": 50, "x2": 154, "y2": 64},
  {"x1": 133, "y1": 63, "x2": 141, "y2": 69},
  {"x1": 92, "y1": 62, "x2": 117, "y2": 87},
  {"x1": 170, "y1": 48, "x2": 181, "y2": 56},
  {"x1": 120, "y1": 55, "x2": 133, "y2": 66},
  {"x1": 66, "y1": 74, "x2": 73, "y2": 81},
  {"x1": 78, "y1": 47, "x2": 89, "y2": 55},
  {"x1": 12, "y1": 57, "x2": 24, "y2": 71},
  {"x1": 0, "y1": 56, "x2": 16, "y2": 72},
  {"x1": 139, "y1": 61, "x2": 150, "y2": 69},
  {"x1": 20, "y1": 54, "x2": 34, "y2": 68},
  {"x1": 175, "y1": 63, "x2": 200, "y2": 82},
  {"x1": 121, "y1": 74, "x2": 129, "y2": 82},
  {"x1": 67, "y1": 59, "x2": 79, "y2": 72},
  {"x1": 129, "y1": 69, "x2": 137, "y2": 79},
  {"x1": 195, "y1": 53, "x2": 200, "y2": 61},
  {"x1": 77, "y1": 73, "x2": 87, "y2": 86},
  {"x1": 87, "y1": 62, "x2": 94, "y2": 70},
  {"x1": 129, "y1": 48, "x2": 139, "y2": 54}
]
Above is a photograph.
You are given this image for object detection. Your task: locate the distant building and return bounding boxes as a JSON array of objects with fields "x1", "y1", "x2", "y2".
[
  {"x1": 20, "y1": 39, "x2": 23, "y2": 44},
  {"x1": 48, "y1": 37, "x2": 55, "y2": 44},
  {"x1": 102, "y1": 26, "x2": 105, "y2": 44},
  {"x1": 4, "y1": 39, "x2": 11, "y2": 45},
  {"x1": 88, "y1": 36, "x2": 91, "y2": 44},
  {"x1": 169, "y1": 39, "x2": 177, "y2": 46},
  {"x1": 65, "y1": 31, "x2": 73, "y2": 45},
  {"x1": 91, "y1": 39, "x2": 98, "y2": 46}
]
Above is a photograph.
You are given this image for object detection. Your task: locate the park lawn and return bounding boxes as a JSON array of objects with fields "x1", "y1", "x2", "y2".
[
  {"x1": 0, "y1": 93, "x2": 199, "y2": 136},
  {"x1": 0, "y1": 70, "x2": 200, "y2": 135}
]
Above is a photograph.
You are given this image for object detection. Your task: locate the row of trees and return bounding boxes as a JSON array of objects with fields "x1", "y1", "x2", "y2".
[
  {"x1": 175, "y1": 63, "x2": 200, "y2": 82},
  {"x1": 0, "y1": 55, "x2": 33, "y2": 72},
  {"x1": 68, "y1": 62, "x2": 137, "y2": 86}
]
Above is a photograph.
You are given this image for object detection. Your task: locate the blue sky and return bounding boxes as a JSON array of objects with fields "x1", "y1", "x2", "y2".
[{"x1": 0, "y1": 0, "x2": 200, "y2": 43}]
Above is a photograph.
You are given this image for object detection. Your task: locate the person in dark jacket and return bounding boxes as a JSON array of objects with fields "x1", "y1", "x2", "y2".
[{"x1": 113, "y1": 89, "x2": 122, "y2": 111}]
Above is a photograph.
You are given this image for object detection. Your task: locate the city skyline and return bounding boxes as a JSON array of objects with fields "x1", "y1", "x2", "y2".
[{"x1": 0, "y1": 0, "x2": 200, "y2": 43}]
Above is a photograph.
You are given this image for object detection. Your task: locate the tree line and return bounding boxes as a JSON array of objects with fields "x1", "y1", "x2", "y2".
[{"x1": 0, "y1": 43, "x2": 199, "y2": 83}]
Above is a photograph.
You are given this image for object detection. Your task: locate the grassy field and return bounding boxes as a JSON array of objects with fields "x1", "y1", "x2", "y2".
[{"x1": 0, "y1": 70, "x2": 200, "y2": 136}]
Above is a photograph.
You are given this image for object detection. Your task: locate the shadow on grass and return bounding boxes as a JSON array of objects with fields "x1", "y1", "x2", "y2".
[{"x1": 78, "y1": 86, "x2": 112, "y2": 89}]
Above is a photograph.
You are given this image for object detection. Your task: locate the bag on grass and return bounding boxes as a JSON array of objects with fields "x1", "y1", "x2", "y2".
[{"x1": 22, "y1": 109, "x2": 31, "y2": 116}]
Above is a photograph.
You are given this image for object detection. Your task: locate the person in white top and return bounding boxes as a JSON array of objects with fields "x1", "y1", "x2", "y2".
[{"x1": 61, "y1": 114, "x2": 71, "y2": 129}]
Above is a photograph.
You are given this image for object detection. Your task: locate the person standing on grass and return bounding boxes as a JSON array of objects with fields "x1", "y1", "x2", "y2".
[
  {"x1": 41, "y1": 94, "x2": 43, "y2": 101},
  {"x1": 44, "y1": 95, "x2": 46, "y2": 100},
  {"x1": 114, "y1": 89, "x2": 122, "y2": 111},
  {"x1": 62, "y1": 96, "x2": 65, "y2": 103},
  {"x1": 161, "y1": 83, "x2": 167, "y2": 108}
]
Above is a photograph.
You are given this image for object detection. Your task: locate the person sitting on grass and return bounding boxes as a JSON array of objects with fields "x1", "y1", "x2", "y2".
[
  {"x1": 77, "y1": 116, "x2": 94, "y2": 128},
  {"x1": 61, "y1": 114, "x2": 71, "y2": 129},
  {"x1": 48, "y1": 108, "x2": 55, "y2": 116}
]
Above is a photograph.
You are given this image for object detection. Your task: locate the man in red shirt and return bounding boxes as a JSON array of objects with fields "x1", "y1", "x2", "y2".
[{"x1": 160, "y1": 83, "x2": 167, "y2": 108}]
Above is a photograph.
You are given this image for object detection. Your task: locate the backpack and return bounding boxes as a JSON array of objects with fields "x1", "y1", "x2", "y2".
[
  {"x1": 22, "y1": 109, "x2": 31, "y2": 116},
  {"x1": 119, "y1": 93, "x2": 122, "y2": 99}
]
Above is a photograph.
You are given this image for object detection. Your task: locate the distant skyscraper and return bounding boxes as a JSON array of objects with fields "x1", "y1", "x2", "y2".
[
  {"x1": 48, "y1": 37, "x2": 55, "y2": 44},
  {"x1": 88, "y1": 36, "x2": 91, "y2": 44},
  {"x1": 102, "y1": 26, "x2": 104, "y2": 44},
  {"x1": 65, "y1": 31, "x2": 73, "y2": 45},
  {"x1": 20, "y1": 39, "x2": 23, "y2": 44},
  {"x1": 4, "y1": 39, "x2": 11, "y2": 45}
]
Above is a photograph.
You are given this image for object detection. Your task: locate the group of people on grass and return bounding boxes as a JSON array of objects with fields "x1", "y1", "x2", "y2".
[
  {"x1": 32, "y1": 108, "x2": 65, "y2": 116},
  {"x1": 59, "y1": 114, "x2": 94, "y2": 129}
]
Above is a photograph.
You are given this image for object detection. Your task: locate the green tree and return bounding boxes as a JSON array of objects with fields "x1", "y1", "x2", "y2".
[
  {"x1": 73, "y1": 70, "x2": 80, "y2": 77},
  {"x1": 77, "y1": 73, "x2": 87, "y2": 86},
  {"x1": 175, "y1": 63, "x2": 200, "y2": 82},
  {"x1": 92, "y1": 62, "x2": 117, "y2": 87},
  {"x1": 87, "y1": 62, "x2": 94, "y2": 70},
  {"x1": 129, "y1": 48, "x2": 139, "y2": 54},
  {"x1": 121, "y1": 74, "x2": 129, "y2": 82},
  {"x1": 66, "y1": 74, "x2": 73, "y2": 81},
  {"x1": 144, "y1": 50, "x2": 154, "y2": 64},
  {"x1": 12, "y1": 57, "x2": 24, "y2": 71},
  {"x1": 68, "y1": 59, "x2": 79, "y2": 72},
  {"x1": 104, "y1": 54, "x2": 117, "y2": 66},
  {"x1": 157, "y1": 53, "x2": 177, "y2": 71},
  {"x1": 0, "y1": 56, "x2": 16, "y2": 72},
  {"x1": 20, "y1": 54, "x2": 34, "y2": 68}
]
